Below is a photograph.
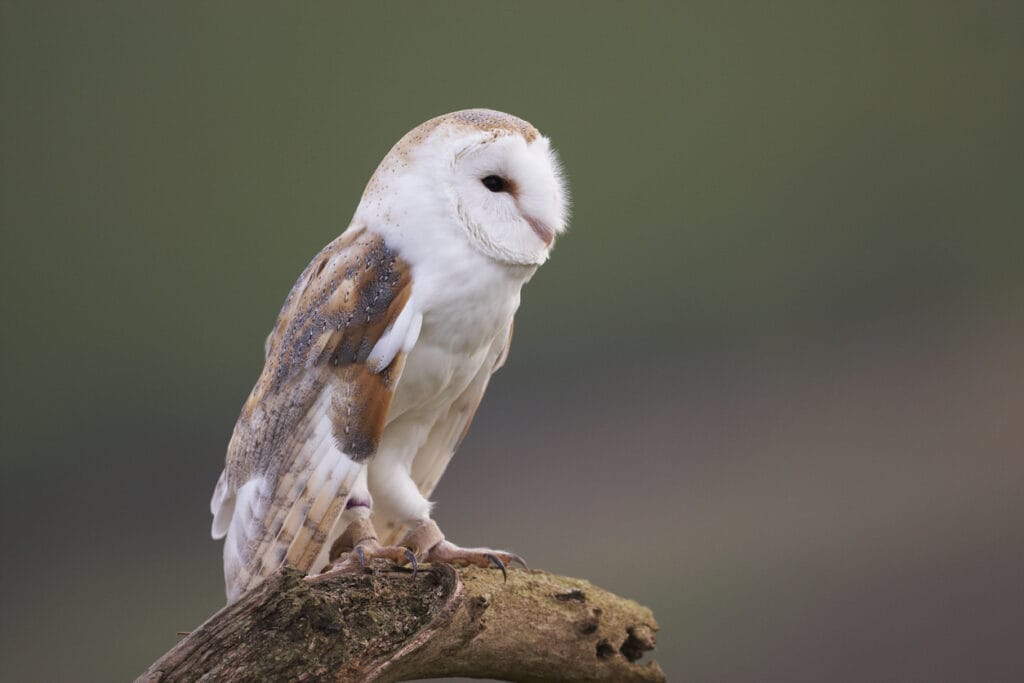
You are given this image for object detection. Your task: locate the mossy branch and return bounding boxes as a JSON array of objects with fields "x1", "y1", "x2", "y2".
[{"x1": 137, "y1": 562, "x2": 665, "y2": 682}]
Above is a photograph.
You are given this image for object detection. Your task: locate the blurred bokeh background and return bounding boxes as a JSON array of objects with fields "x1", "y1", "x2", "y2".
[{"x1": 2, "y1": 2, "x2": 1022, "y2": 681}]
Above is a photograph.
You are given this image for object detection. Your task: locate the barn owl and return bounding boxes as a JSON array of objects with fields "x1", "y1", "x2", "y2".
[{"x1": 209, "y1": 109, "x2": 569, "y2": 602}]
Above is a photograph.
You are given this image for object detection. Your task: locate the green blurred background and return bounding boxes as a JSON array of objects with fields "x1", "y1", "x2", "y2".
[{"x1": 2, "y1": 2, "x2": 1022, "y2": 681}]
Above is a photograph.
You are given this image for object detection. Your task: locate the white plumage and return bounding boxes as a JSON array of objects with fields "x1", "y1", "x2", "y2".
[{"x1": 210, "y1": 109, "x2": 568, "y2": 601}]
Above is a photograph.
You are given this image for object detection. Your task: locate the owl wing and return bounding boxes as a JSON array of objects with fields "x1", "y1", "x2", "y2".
[
  {"x1": 210, "y1": 226, "x2": 421, "y2": 601},
  {"x1": 377, "y1": 322, "x2": 513, "y2": 548}
]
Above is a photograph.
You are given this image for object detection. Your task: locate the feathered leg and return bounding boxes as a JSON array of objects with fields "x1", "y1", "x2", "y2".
[{"x1": 368, "y1": 448, "x2": 526, "y2": 580}]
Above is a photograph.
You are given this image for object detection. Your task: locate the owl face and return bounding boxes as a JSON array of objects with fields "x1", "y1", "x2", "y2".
[
  {"x1": 357, "y1": 110, "x2": 569, "y2": 267},
  {"x1": 446, "y1": 130, "x2": 568, "y2": 266}
]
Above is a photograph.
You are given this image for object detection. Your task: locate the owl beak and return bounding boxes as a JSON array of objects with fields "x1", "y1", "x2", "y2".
[{"x1": 524, "y1": 215, "x2": 555, "y2": 246}]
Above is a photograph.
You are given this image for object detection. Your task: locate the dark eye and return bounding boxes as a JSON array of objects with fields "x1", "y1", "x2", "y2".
[{"x1": 481, "y1": 175, "x2": 507, "y2": 192}]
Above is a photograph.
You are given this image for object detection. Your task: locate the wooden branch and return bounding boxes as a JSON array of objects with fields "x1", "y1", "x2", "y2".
[{"x1": 138, "y1": 562, "x2": 665, "y2": 682}]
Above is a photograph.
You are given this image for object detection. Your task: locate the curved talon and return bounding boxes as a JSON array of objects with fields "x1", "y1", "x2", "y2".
[
  {"x1": 484, "y1": 553, "x2": 508, "y2": 582},
  {"x1": 403, "y1": 548, "x2": 419, "y2": 577},
  {"x1": 507, "y1": 553, "x2": 528, "y2": 570},
  {"x1": 355, "y1": 546, "x2": 367, "y2": 571}
]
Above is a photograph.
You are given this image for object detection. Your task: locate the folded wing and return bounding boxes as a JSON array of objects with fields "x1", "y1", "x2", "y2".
[{"x1": 210, "y1": 226, "x2": 415, "y2": 601}]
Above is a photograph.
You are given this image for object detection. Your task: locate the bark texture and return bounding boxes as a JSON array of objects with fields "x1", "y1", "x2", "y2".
[{"x1": 138, "y1": 562, "x2": 665, "y2": 682}]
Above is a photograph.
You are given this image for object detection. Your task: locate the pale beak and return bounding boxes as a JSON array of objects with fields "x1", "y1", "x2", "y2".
[{"x1": 524, "y1": 215, "x2": 554, "y2": 246}]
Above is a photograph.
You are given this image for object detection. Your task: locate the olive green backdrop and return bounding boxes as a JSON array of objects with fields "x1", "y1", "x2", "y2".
[{"x1": 2, "y1": 2, "x2": 1022, "y2": 681}]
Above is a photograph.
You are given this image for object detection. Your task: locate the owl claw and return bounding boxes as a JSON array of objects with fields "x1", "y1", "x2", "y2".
[
  {"x1": 505, "y1": 553, "x2": 528, "y2": 570},
  {"x1": 396, "y1": 520, "x2": 526, "y2": 579},
  {"x1": 355, "y1": 545, "x2": 366, "y2": 570},
  {"x1": 404, "y1": 548, "x2": 419, "y2": 577},
  {"x1": 330, "y1": 540, "x2": 415, "y2": 575},
  {"x1": 421, "y1": 539, "x2": 525, "y2": 580},
  {"x1": 324, "y1": 518, "x2": 419, "y2": 576},
  {"x1": 484, "y1": 553, "x2": 508, "y2": 582}
]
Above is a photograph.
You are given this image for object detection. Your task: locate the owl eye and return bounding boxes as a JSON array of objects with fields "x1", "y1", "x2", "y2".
[{"x1": 481, "y1": 175, "x2": 507, "y2": 193}]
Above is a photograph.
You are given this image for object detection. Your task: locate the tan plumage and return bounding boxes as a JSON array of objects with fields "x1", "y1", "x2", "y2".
[{"x1": 213, "y1": 227, "x2": 412, "y2": 597}]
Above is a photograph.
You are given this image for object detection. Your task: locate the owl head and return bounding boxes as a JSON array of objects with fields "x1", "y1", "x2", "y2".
[{"x1": 356, "y1": 109, "x2": 569, "y2": 266}]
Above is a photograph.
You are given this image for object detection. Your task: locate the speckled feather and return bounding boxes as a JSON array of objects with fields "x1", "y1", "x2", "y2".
[
  {"x1": 233, "y1": 226, "x2": 410, "y2": 473},
  {"x1": 214, "y1": 226, "x2": 412, "y2": 597}
]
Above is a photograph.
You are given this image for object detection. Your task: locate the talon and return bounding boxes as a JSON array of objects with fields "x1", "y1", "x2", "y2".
[
  {"x1": 411, "y1": 525, "x2": 527, "y2": 581},
  {"x1": 485, "y1": 553, "x2": 508, "y2": 582},
  {"x1": 507, "y1": 553, "x2": 528, "y2": 570},
  {"x1": 356, "y1": 546, "x2": 367, "y2": 571},
  {"x1": 404, "y1": 548, "x2": 418, "y2": 577}
]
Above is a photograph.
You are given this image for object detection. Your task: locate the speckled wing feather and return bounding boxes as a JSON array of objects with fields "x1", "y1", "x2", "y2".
[
  {"x1": 211, "y1": 226, "x2": 413, "y2": 601},
  {"x1": 377, "y1": 322, "x2": 513, "y2": 548}
]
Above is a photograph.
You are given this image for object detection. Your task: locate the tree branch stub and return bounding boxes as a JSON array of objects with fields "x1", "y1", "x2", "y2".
[{"x1": 139, "y1": 562, "x2": 665, "y2": 683}]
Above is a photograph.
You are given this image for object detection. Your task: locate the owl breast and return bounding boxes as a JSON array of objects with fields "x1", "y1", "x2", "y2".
[
  {"x1": 387, "y1": 294, "x2": 516, "y2": 422},
  {"x1": 385, "y1": 240, "x2": 531, "y2": 422}
]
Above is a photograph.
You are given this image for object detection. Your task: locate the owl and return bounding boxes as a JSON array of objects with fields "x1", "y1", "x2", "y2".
[{"x1": 209, "y1": 109, "x2": 569, "y2": 601}]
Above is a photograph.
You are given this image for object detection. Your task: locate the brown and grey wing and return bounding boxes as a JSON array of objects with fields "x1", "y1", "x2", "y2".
[
  {"x1": 215, "y1": 387, "x2": 368, "y2": 602},
  {"x1": 210, "y1": 226, "x2": 418, "y2": 601},
  {"x1": 377, "y1": 322, "x2": 513, "y2": 547}
]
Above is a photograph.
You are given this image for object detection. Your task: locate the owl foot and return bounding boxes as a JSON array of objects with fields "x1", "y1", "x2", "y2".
[
  {"x1": 402, "y1": 519, "x2": 527, "y2": 583},
  {"x1": 426, "y1": 541, "x2": 528, "y2": 582},
  {"x1": 326, "y1": 517, "x2": 418, "y2": 576}
]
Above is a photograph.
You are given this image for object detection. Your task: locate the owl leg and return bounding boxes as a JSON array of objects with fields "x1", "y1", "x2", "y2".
[
  {"x1": 323, "y1": 510, "x2": 418, "y2": 575},
  {"x1": 368, "y1": 458, "x2": 526, "y2": 580},
  {"x1": 401, "y1": 519, "x2": 527, "y2": 582}
]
